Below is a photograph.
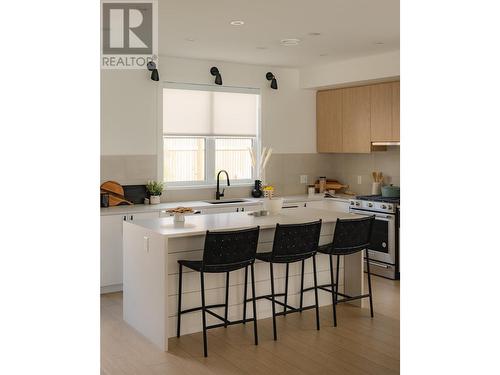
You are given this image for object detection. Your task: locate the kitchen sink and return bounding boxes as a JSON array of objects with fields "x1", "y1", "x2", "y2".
[{"x1": 203, "y1": 199, "x2": 249, "y2": 204}]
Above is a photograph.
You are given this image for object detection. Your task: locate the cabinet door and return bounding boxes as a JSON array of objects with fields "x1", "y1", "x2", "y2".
[
  {"x1": 370, "y1": 83, "x2": 393, "y2": 141},
  {"x1": 342, "y1": 86, "x2": 371, "y2": 153},
  {"x1": 317, "y1": 89, "x2": 343, "y2": 152},
  {"x1": 391, "y1": 81, "x2": 400, "y2": 141},
  {"x1": 101, "y1": 215, "x2": 126, "y2": 287}
]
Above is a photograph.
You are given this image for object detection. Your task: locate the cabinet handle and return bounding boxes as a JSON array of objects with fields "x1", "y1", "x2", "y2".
[
  {"x1": 241, "y1": 207, "x2": 245, "y2": 212},
  {"x1": 236, "y1": 208, "x2": 239, "y2": 212},
  {"x1": 130, "y1": 215, "x2": 134, "y2": 220},
  {"x1": 123, "y1": 216, "x2": 127, "y2": 221}
]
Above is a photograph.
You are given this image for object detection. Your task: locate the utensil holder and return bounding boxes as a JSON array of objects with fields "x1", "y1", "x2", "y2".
[{"x1": 371, "y1": 182, "x2": 381, "y2": 195}]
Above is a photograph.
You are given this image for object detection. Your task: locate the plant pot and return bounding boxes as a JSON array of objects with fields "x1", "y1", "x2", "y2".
[
  {"x1": 150, "y1": 195, "x2": 161, "y2": 204},
  {"x1": 263, "y1": 197, "x2": 283, "y2": 215}
]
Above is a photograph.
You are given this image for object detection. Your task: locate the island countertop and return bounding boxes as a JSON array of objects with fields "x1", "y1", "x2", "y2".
[{"x1": 129, "y1": 206, "x2": 365, "y2": 238}]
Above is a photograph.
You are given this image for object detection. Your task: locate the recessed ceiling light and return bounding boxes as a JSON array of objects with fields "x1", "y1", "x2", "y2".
[
  {"x1": 280, "y1": 38, "x2": 301, "y2": 46},
  {"x1": 185, "y1": 38, "x2": 196, "y2": 42},
  {"x1": 309, "y1": 32, "x2": 321, "y2": 36},
  {"x1": 319, "y1": 53, "x2": 328, "y2": 57},
  {"x1": 256, "y1": 46, "x2": 268, "y2": 50},
  {"x1": 230, "y1": 20, "x2": 245, "y2": 26},
  {"x1": 374, "y1": 41, "x2": 385, "y2": 45}
]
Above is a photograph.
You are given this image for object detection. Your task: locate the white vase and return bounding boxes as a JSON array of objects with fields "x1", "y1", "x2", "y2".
[{"x1": 150, "y1": 195, "x2": 161, "y2": 205}]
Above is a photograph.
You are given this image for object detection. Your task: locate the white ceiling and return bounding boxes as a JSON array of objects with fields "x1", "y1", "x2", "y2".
[{"x1": 159, "y1": 0, "x2": 400, "y2": 68}]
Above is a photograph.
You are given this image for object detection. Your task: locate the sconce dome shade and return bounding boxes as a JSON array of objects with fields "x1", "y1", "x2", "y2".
[
  {"x1": 210, "y1": 66, "x2": 223, "y2": 85},
  {"x1": 266, "y1": 72, "x2": 278, "y2": 89},
  {"x1": 150, "y1": 69, "x2": 159, "y2": 81}
]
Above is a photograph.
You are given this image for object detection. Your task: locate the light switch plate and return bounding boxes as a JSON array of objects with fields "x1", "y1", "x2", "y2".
[{"x1": 300, "y1": 175, "x2": 308, "y2": 184}]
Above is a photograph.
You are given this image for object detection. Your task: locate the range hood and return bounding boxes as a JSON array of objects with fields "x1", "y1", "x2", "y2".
[{"x1": 371, "y1": 141, "x2": 400, "y2": 146}]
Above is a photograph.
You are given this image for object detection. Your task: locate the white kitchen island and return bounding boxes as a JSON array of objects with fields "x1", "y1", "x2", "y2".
[{"x1": 123, "y1": 207, "x2": 367, "y2": 351}]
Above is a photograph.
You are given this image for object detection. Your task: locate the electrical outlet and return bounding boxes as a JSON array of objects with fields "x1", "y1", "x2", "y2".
[
  {"x1": 300, "y1": 175, "x2": 308, "y2": 184},
  {"x1": 357, "y1": 175, "x2": 362, "y2": 185}
]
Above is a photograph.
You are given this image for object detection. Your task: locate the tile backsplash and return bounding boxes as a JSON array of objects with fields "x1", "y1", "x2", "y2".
[
  {"x1": 265, "y1": 147, "x2": 400, "y2": 196},
  {"x1": 101, "y1": 147, "x2": 399, "y2": 200}
]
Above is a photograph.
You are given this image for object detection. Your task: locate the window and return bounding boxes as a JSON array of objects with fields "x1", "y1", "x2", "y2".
[{"x1": 162, "y1": 84, "x2": 260, "y2": 186}]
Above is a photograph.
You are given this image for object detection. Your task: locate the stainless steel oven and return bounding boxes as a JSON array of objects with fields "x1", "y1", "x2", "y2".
[
  {"x1": 349, "y1": 195, "x2": 400, "y2": 279},
  {"x1": 349, "y1": 209, "x2": 396, "y2": 265}
]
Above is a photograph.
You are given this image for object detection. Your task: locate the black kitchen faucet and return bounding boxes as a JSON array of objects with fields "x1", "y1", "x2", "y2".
[{"x1": 216, "y1": 170, "x2": 230, "y2": 200}]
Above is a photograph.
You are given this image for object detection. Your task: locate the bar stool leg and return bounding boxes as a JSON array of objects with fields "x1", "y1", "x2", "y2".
[
  {"x1": 329, "y1": 254, "x2": 337, "y2": 328},
  {"x1": 299, "y1": 259, "x2": 305, "y2": 311},
  {"x1": 176, "y1": 263, "x2": 183, "y2": 338},
  {"x1": 284, "y1": 263, "x2": 289, "y2": 314},
  {"x1": 334, "y1": 255, "x2": 340, "y2": 327},
  {"x1": 200, "y1": 271, "x2": 208, "y2": 357},
  {"x1": 269, "y1": 262, "x2": 277, "y2": 340},
  {"x1": 224, "y1": 271, "x2": 230, "y2": 327},
  {"x1": 243, "y1": 265, "x2": 248, "y2": 324},
  {"x1": 365, "y1": 249, "x2": 374, "y2": 318},
  {"x1": 312, "y1": 255, "x2": 320, "y2": 331},
  {"x1": 250, "y1": 263, "x2": 259, "y2": 345}
]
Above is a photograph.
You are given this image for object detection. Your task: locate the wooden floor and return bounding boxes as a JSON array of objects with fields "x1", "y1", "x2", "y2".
[{"x1": 101, "y1": 276, "x2": 400, "y2": 375}]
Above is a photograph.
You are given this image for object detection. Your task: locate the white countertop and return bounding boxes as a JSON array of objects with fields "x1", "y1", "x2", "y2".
[
  {"x1": 100, "y1": 193, "x2": 352, "y2": 216},
  {"x1": 127, "y1": 206, "x2": 363, "y2": 238}
]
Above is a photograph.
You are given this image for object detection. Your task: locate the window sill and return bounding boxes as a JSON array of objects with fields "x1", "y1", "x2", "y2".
[{"x1": 165, "y1": 182, "x2": 253, "y2": 191}]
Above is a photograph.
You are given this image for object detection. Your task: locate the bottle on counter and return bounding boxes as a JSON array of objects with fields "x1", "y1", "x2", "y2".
[
  {"x1": 308, "y1": 185, "x2": 316, "y2": 197},
  {"x1": 319, "y1": 176, "x2": 327, "y2": 193}
]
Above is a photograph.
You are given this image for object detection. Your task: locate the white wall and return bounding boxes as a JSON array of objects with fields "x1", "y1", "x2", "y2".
[
  {"x1": 101, "y1": 56, "x2": 317, "y2": 156},
  {"x1": 299, "y1": 50, "x2": 400, "y2": 89},
  {"x1": 101, "y1": 70, "x2": 158, "y2": 156}
]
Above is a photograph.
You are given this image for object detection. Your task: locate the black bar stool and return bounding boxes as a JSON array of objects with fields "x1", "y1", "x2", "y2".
[
  {"x1": 250, "y1": 220, "x2": 322, "y2": 340},
  {"x1": 177, "y1": 226, "x2": 260, "y2": 357},
  {"x1": 302, "y1": 216, "x2": 374, "y2": 327}
]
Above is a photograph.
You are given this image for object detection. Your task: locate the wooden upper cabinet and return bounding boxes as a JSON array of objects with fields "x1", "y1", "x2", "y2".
[
  {"x1": 342, "y1": 86, "x2": 371, "y2": 153},
  {"x1": 391, "y1": 81, "x2": 400, "y2": 141},
  {"x1": 370, "y1": 83, "x2": 393, "y2": 141},
  {"x1": 316, "y1": 90, "x2": 343, "y2": 152}
]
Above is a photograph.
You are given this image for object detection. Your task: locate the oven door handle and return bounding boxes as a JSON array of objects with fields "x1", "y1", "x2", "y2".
[
  {"x1": 350, "y1": 209, "x2": 394, "y2": 221},
  {"x1": 366, "y1": 261, "x2": 391, "y2": 269}
]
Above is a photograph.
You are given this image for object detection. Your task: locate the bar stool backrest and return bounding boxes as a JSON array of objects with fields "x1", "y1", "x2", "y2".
[
  {"x1": 271, "y1": 220, "x2": 322, "y2": 262},
  {"x1": 202, "y1": 226, "x2": 260, "y2": 271},
  {"x1": 332, "y1": 216, "x2": 374, "y2": 255}
]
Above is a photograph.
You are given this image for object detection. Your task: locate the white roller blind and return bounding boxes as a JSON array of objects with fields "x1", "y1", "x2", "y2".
[{"x1": 163, "y1": 86, "x2": 258, "y2": 136}]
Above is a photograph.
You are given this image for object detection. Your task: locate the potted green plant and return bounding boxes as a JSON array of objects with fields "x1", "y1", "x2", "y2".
[{"x1": 146, "y1": 180, "x2": 164, "y2": 204}]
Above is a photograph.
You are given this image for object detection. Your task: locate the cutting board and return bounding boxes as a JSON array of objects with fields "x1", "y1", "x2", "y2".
[
  {"x1": 100, "y1": 181, "x2": 132, "y2": 206},
  {"x1": 314, "y1": 179, "x2": 348, "y2": 191}
]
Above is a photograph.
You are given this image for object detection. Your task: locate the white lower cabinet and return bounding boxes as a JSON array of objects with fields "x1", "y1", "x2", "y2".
[{"x1": 101, "y1": 211, "x2": 159, "y2": 292}]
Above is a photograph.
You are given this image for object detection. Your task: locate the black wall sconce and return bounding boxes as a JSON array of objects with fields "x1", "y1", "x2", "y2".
[
  {"x1": 266, "y1": 72, "x2": 278, "y2": 90},
  {"x1": 147, "y1": 61, "x2": 159, "y2": 81},
  {"x1": 210, "y1": 66, "x2": 223, "y2": 85}
]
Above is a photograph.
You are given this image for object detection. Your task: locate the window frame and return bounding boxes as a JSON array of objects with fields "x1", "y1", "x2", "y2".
[{"x1": 159, "y1": 83, "x2": 261, "y2": 189}]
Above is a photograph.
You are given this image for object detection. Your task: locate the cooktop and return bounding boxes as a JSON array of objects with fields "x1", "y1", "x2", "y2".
[{"x1": 355, "y1": 195, "x2": 400, "y2": 204}]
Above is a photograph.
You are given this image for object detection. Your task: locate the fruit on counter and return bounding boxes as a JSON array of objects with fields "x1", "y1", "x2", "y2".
[{"x1": 166, "y1": 207, "x2": 194, "y2": 214}]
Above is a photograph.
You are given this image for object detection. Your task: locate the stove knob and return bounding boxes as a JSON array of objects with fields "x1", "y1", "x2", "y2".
[
  {"x1": 381, "y1": 204, "x2": 387, "y2": 209},
  {"x1": 388, "y1": 205, "x2": 393, "y2": 210},
  {"x1": 350, "y1": 201, "x2": 354, "y2": 205},
  {"x1": 355, "y1": 202, "x2": 360, "y2": 207},
  {"x1": 368, "y1": 203, "x2": 373, "y2": 207}
]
